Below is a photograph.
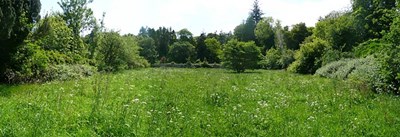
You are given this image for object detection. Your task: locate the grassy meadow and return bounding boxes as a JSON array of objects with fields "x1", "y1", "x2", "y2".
[{"x1": 1, "y1": 68, "x2": 400, "y2": 136}]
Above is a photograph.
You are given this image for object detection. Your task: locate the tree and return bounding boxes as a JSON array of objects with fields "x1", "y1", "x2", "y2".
[
  {"x1": 168, "y1": 42, "x2": 195, "y2": 63},
  {"x1": 274, "y1": 20, "x2": 285, "y2": 49},
  {"x1": 195, "y1": 33, "x2": 208, "y2": 61},
  {"x1": 121, "y1": 35, "x2": 149, "y2": 69},
  {"x1": 147, "y1": 27, "x2": 177, "y2": 59},
  {"x1": 86, "y1": 12, "x2": 105, "y2": 61},
  {"x1": 0, "y1": 0, "x2": 41, "y2": 82},
  {"x1": 286, "y1": 23, "x2": 312, "y2": 50},
  {"x1": 177, "y1": 28, "x2": 195, "y2": 44},
  {"x1": 234, "y1": 0, "x2": 263, "y2": 43},
  {"x1": 204, "y1": 38, "x2": 222, "y2": 63},
  {"x1": 138, "y1": 37, "x2": 158, "y2": 64},
  {"x1": 33, "y1": 15, "x2": 82, "y2": 63},
  {"x1": 255, "y1": 17, "x2": 275, "y2": 51},
  {"x1": 97, "y1": 31, "x2": 127, "y2": 71},
  {"x1": 352, "y1": 0, "x2": 397, "y2": 39},
  {"x1": 314, "y1": 11, "x2": 362, "y2": 52},
  {"x1": 222, "y1": 39, "x2": 261, "y2": 73},
  {"x1": 251, "y1": 0, "x2": 264, "y2": 24},
  {"x1": 234, "y1": 16, "x2": 257, "y2": 42},
  {"x1": 58, "y1": 0, "x2": 95, "y2": 36}
]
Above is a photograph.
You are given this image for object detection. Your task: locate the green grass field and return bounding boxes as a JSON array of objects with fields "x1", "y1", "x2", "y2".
[{"x1": 1, "y1": 68, "x2": 400, "y2": 136}]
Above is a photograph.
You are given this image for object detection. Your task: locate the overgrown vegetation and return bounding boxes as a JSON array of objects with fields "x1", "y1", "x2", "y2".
[{"x1": 1, "y1": 68, "x2": 400, "y2": 136}]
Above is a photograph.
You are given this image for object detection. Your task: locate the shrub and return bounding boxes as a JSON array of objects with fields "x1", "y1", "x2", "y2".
[
  {"x1": 279, "y1": 49, "x2": 295, "y2": 69},
  {"x1": 375, "y1": 45, "x2": 400, "y2": 94},
  {"x1": 45, "y1": 64, "x2": 97, "y2": 81},
  {"x1": 260, "y1": 48, "x2": 294, "y2": 70},
  {"x1": 315, "y1": 57, "x2": 385, "y2": 93},
  {"x1": 288, "y1": 38, "x2": 330, "y2": 74},
  {"x1": 315, "y1": 58, "x2": 376, "y2": 80},
  {"x1": 353, "y1": 39, "x2": 392, "y2": 58},
  {"x1": 260, "y1": 48, "x2": 281, "y2": 69},
  {"x1": 321, "y1": 50, "x2": 354, "y2": 66},
  {"x1": 6, "y1": 43, "x2": 50, "y2": 83},
  {"x1": 221, "y1": 39, "x2": 262, "y2": 73},
  {"x1": 6, "y1": 42, "x2": 97, "y2": 83}
]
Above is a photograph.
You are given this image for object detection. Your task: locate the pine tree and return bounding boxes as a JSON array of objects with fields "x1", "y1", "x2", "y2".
[{"x1": 251, "y1": 0, "x2": 264, "y2": 24}]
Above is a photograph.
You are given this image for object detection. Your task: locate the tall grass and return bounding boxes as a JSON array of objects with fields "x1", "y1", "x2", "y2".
[{"x1": 1, "y1": 68, "x2": 400, "y2": 136}]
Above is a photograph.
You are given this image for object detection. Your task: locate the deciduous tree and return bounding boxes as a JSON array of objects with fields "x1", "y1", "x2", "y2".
[{"x1": 222, "y1": 39, "x2": 261, "y2": 73}]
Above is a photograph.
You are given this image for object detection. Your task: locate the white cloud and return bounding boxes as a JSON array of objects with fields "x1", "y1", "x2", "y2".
[{"x1": 41, "y1": 0, "x2": 351, "y2": 36}]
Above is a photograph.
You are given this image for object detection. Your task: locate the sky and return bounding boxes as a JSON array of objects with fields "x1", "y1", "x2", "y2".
[{"x1": 40, "y1": 0, "x2": 351, "y2": 36}]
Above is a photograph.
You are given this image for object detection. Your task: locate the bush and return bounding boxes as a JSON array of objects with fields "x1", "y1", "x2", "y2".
[
  {"x1": 260, "y1": 48, "x2": 281, "y2": 69},
  {"x1": 45, "y1": 64, "x2": 97, "y2": 81},
  {"x1": 6, "y1": 42, "x2": 97, "y2": 83},
  {"x1": 288, "y1": 38, "x2": 330, "y2": 74},
  {"x1": 260, "y1": 48, "x2": 294, "y2": 70},
  {"x1": 280, "y1": 50, "x2": 296, "y2": 69},
  {"x1": 353, "y1": 39, "x2": 392, "y2": 58},
  {"x1": 315, "y1": 57, "x2": 384, "y2": 93},
  {"x1": 6, "y1": 43, "x2": 50, "y2": 83},
  {"x1": 221, "y1": 40, "x2": 262, "y2": 73},
  {"x1": 315, "y1": 58, "x2": 377, "y2": 80},
  {"x1": 375, "y1": 46, "x2": 400, "y2": 94},
  {"x1": 321, "y1": 50, "x2": 354, "y2": 66}
]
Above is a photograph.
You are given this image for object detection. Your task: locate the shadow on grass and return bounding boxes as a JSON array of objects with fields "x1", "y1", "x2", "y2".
[{"x1": 0, "y1": 85, "x2": 12, "y2": 97}]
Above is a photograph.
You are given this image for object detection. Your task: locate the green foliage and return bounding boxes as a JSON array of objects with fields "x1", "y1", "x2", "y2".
[
  {"x1": 384, "y1": 16, "x2": 400, "y2": 45},
  {"x1": 285, "y1": 23, "x2": 313, "y2": 50},
  {"x1": 33, "y1": 15, "x2": 86, "y2": 63},
  {"x1": 353, "y1": 39, "x2": 392, "y2": 58},
  {"x1": 222, "y1": 39, "x2": 262, "y2": 73},
  {"x1": 97, "y1": 31, "x2": 124, "y2": 71},
  {"x1": 97, "y1": 31, "x2": 147, "y2": 71},
  {"x1": 0, "y1": 0, "x2": 41, "y2": 82},
  {"x1": 352, "y1": 0, "x2": 397, "y2": 39},
  {"x1": 375, "y1": 45, "x2": 400, "y2": 94},
  {"x1": 121, "y1": 35, "x2": 150, "y2": 69},
  {"x1": 195, "y1": 33, "x2": 208, "y2": 62},
  {"x1": 314, "y1": 11, "x2": 362, "y2": 52},
  {"x1": 260, "y1": 48, "x2": 295, "y2": 70},
  {"x1": 234, "y1": 16, "x2": 257, "y2": 42},
  {"x1": 144, "y1": 27, "x2": 177, "y2": 58},
  {"x1": 58, "y1": 0, "x2": 95, "y2": 36},
  {"x1": 321, "y1": 49, "x2": 354, "y2": 66},
  {"x1": 288, "y1": 38, "x2": 330, "y2": 74},
  {"x1": 168, "y1": 42, "x2": 195, "y2": 63},
  {"x1": 138, "y1": 37, "x2": 158, "y2": 64},
  {"x1": 204, "y1": 38, "x2": 222, "y2": 63},
  {"x1": 177, "y1": 28, "x2": 195, "y2": 44},
  {"x1": 255, "y1": 17, "x2": 275, "y2": 51},
  {"x1": 6, "y1": 43, "x2": 49, "y2": 83},
  {"x1": 5, "y1": 42, "x2": 97, "y2": 83}
]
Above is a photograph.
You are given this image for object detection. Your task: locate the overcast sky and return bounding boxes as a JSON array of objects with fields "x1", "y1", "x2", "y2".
[{"x1": 40, "y1": 0, "x2": 351, "y2": 36}]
